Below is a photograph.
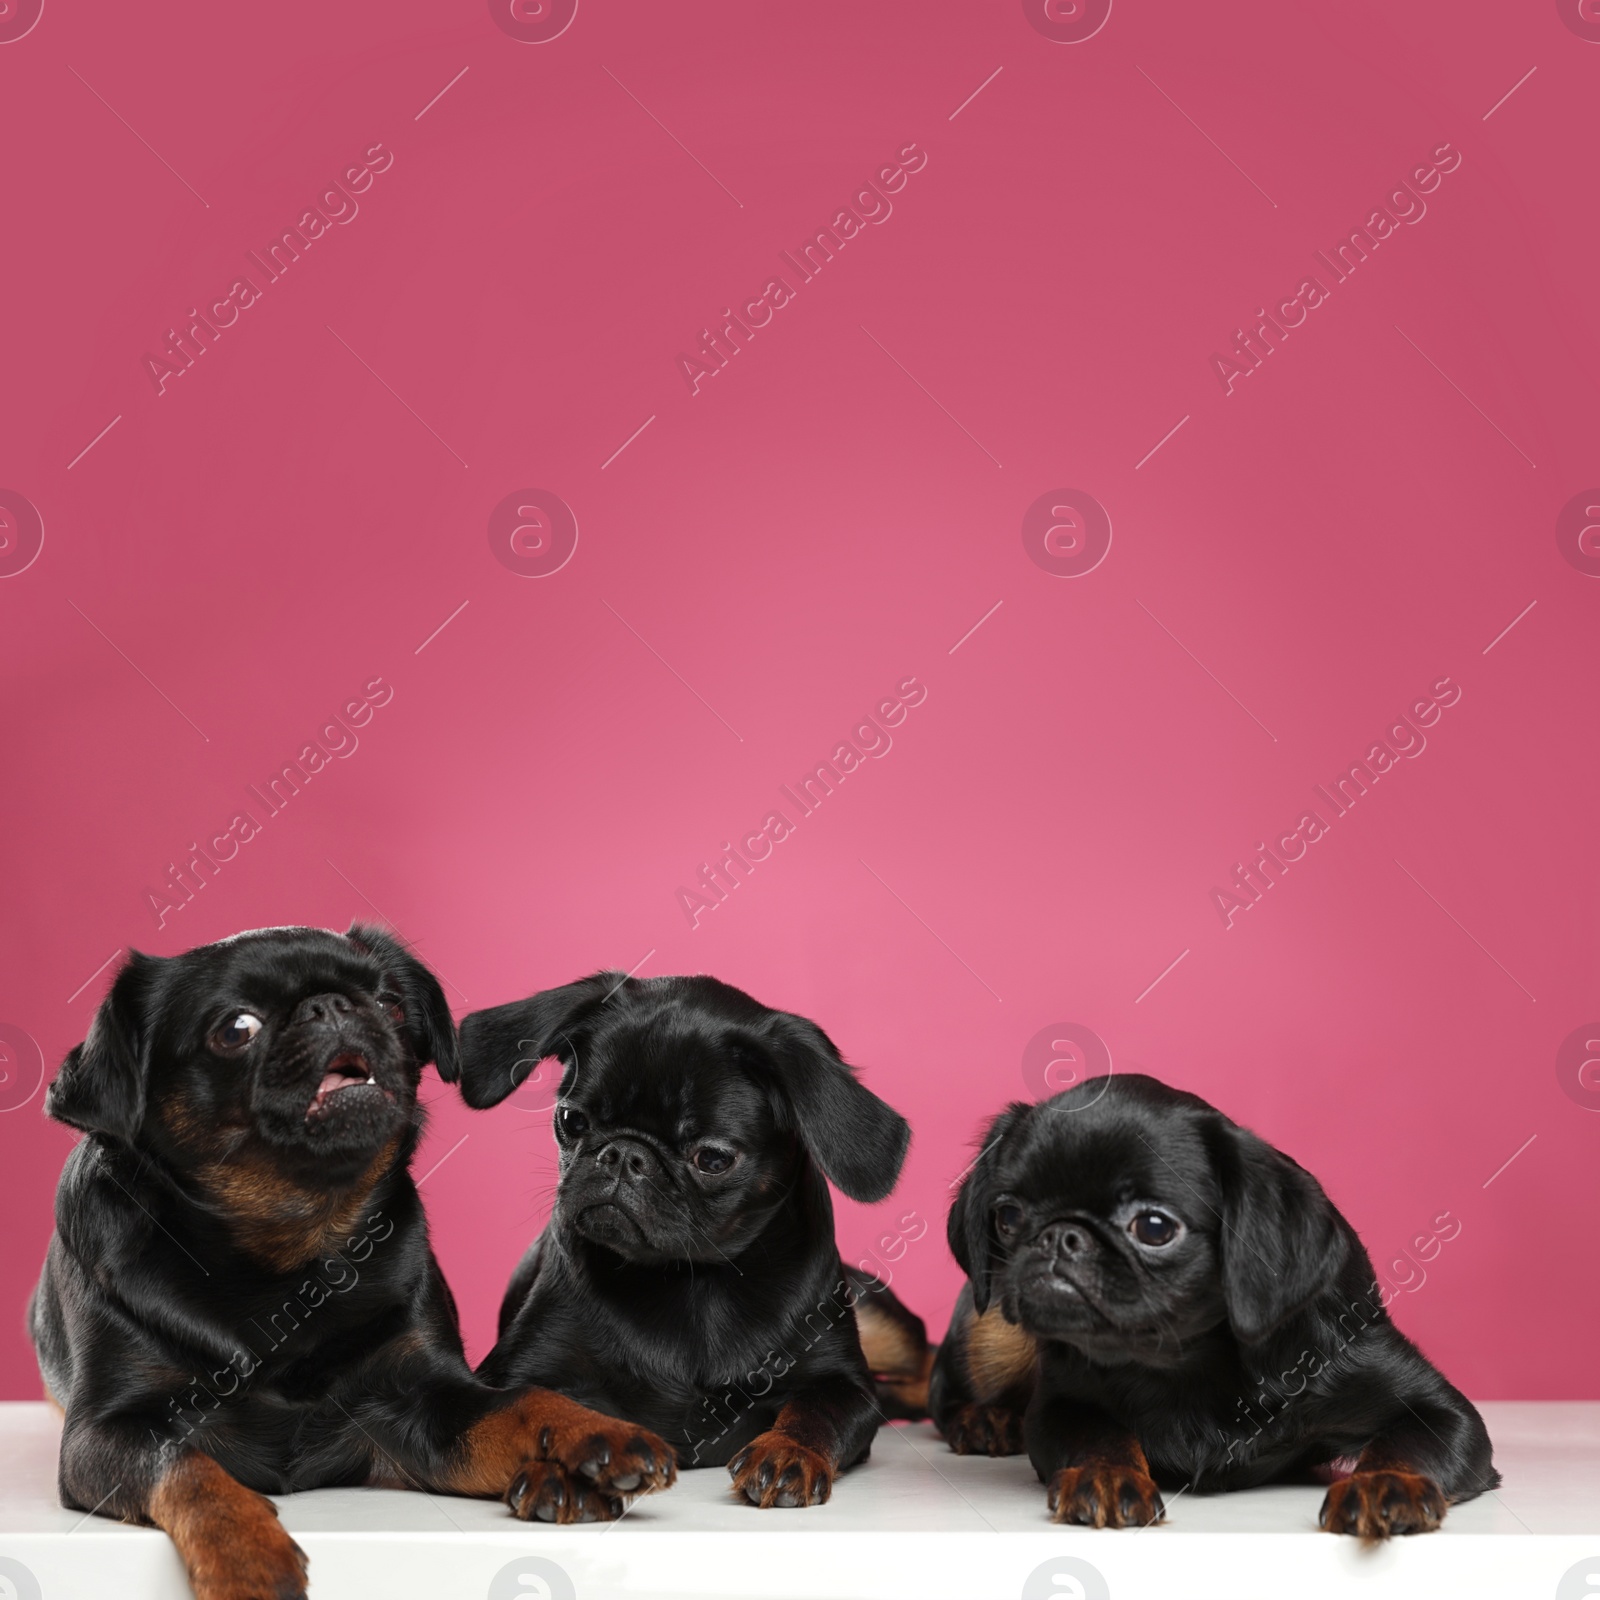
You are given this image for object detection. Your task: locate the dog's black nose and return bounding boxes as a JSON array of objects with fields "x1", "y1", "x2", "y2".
[
  {"x1": 596, "y1": 1139, "x2": 656, "y2": 1183},
  {"x1": 293, "y1": 992, "x2": 356, "y2": 1026},
  {"x1": 1038, "y1": 1220, "x2": 1093, "y2": 1259}
]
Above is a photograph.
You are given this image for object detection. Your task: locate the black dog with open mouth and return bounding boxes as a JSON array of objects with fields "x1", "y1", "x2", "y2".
[
  {"x1": 930, "y1": 1074, "x2": 1497, "y2": 1537},
  {"x1": 30, "y1": 926, "x2": 674, "y2": 1600},
  {"x1": 458, "y1": 972, "x2": 926, "y2": 1508}
]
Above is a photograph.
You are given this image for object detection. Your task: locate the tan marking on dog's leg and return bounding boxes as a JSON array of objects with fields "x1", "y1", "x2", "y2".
[
  {"x1": 148, "y1": 1451, "x2": 308, "y2": 1600},
  {"x1": 966, "y1": 1304, "x2": 1038, "y2": 1401},
  {"x1": 438, "y1": 1388, "x2": 675, "y2": 1524}
]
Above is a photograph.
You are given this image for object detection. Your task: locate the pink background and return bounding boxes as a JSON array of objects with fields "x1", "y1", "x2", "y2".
[{"x1": 2, "y1": 0, "x2": 1597, "y2": 1401}]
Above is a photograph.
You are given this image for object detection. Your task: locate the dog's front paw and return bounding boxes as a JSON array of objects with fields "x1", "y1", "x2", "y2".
[
  {"x1": 188, "y1": 1530, "x2": 308, "y2": 1600},
  {"x1": 451, "y1": 1391, "x2": 675, "y2": 1512},
  {"x1": 1047, "y1": 1463, "x2": 1165, "y2": 1528},
  {"x1": 1319, "y1": 1470, "x2": 1445, "y2": 1538},
  {"x1": 728, "y1": 1433, "x2": 834, "y2": 1507},
  {"x1": 155, "y1": 1458, "x2": 309, "y2": 1600},
  {"x1": 943, "y1": 1402, "x2": 1025, "y2": 1457},
  {"x1": 182, "y1": 1497, "x2": 308, "y2": 1600},
  {"x1": 507, "y1": 1459, "x2": 626, "y2": 1525},
  {"x1": 537, "y1": 1414, "x2": 675, "y2": 1497}
]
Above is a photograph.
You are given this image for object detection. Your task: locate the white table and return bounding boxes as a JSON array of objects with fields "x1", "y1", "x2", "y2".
[{"x1": 1, "y1": 1402, "x2": 1596, "y2": 1599}]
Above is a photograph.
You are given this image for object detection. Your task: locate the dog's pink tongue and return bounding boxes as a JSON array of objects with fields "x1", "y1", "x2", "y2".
[{"x1": 316, "y1": 1070, "x2": 354, "y2": 1102}]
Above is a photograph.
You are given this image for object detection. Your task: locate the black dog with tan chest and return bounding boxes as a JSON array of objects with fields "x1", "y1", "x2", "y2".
[
  {"x1": 457, "y1": 971, "x2": 928, "y2": 1508},
  {"x1": 30, "y1": 926, "x2": 674, "y2": 1600},
  {"x1": 931, "y1": 1074, "x2": 1497, "y2": 1536}
]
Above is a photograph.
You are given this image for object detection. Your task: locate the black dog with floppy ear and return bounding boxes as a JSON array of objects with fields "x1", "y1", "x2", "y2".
[
  {"x1": 45, "y1": 953, "x2": 161, "y2": 1141},
  {"x1": 47, "y1": 925, "x2": 461, "y2": 1146},
  {"x1": 343, "y1": 922, "x2": 461, "y2": 1090},
  {"x1": 945, "y1": 1102, "x2": 1029, "y2": 1315},
  {"x1": 930, "y1": 1074, "x2": 1497, "y2": 1538},
  {"x1": 1203, "y1": 1117, "x2": 1349, "y2": 1346},
  {"x1": 457, "y1": 971, "x2": 617, "y2": 1111},
  {"x1": 458, "y1": 971, "x2": 928, "y2": 1509},
  {"x1": 759, "y1": 1011, "x2": 910, "y2": 1205},
  {"x1": 30, "y1": 925, "x2": 679, "y2": 1600},
  {"x1": 458, "y1": 978, "x2": 910, "y2": 1202}
]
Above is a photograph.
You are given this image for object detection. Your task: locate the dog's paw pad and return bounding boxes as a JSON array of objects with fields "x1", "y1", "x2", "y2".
[
  {"x1": 1319, "y1": 1470, "x2": 1445, "y2": 1538},
  {"x1": 1047, "y1": 1464, "x2": 1164, "y2": 1528},
  {"x1": 728, "y1": 1433, "x2": 833, "y2": 1508}
]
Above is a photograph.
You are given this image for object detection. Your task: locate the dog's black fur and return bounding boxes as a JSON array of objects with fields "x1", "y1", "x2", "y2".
[
  {"x1": 930, "y1": 1075, "x2": 1497, "y2": 1536},
  {"x1": 30, "y1": 926, "x2": 673, "y2": 1600},
  {"x1": 458, "y1": 972, "x2": 922, "y2": 1507}
]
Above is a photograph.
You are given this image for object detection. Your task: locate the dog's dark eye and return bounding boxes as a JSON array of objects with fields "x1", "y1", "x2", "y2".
[
  {"x1": 1131, "y1": 1210, "x2": 1179, "y2": 1247},
  {"x1": 995, "y1": 1203, "x2": 1024, "y2": 1234},
  {"x1": 558, "y1": 1106, "x2": 590, "y2": 1139},
  {"x1": 377, "y1": 989, "x2": 405, "y2": 1023},
  {"x1": 211, "y1": 1013, "x2": 264, "y2": 1054},
  {"x1": 691, "y1": 1146, "x2": 736, "y2": 1175}
]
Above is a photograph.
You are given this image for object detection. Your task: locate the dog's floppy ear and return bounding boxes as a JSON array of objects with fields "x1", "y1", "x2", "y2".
[
  {"x1": 345, "y1": 923, "x2": 459, "y2": 1083},
  {"x1": 761, "y1": 1014, "x2": 909, "y2": 1203},
  {"x1": 456, "y1": 972, "x2": 623, "y2": 1110},
  {"x1": 45, "y1": 952, "x2": 161, "y2": 1141},
  {"x1": 1206, "y1": 1117, "x2": 1348, "y2": 1345},
  {"x1": 947, "y1": 1102, "x2": 1028, "y2": 1313}
]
